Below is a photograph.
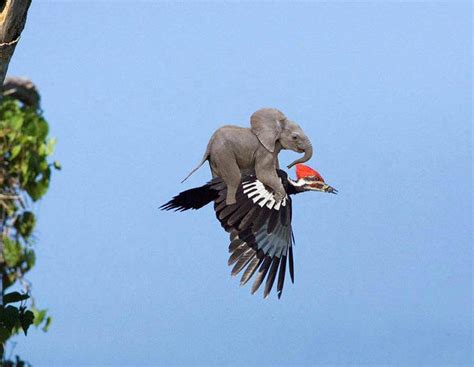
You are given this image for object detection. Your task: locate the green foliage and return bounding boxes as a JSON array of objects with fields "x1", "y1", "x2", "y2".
[
  {"x1": 0, "y1": 300, "x2": 34, "y2": 359},
  {"x1": 2, "y1": 355, "x2": 31, "y2": 367},
  {"x1": 3, "y1": 292, "x2": 29, "y2": 304},
  {"x1": 0, "y1": 98, "x2": 55, "y2": 203},
  {"x1": 0, "y1": 97, "x2": 59, "y2": 362},
  {"x1": 32, "y1": 306, "x2": 51, "y2": 332}
]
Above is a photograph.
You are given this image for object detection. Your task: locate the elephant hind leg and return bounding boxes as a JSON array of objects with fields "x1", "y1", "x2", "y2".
[
  {"x1": 212, "y1": 153, "x2": 241, "y2": 205},
  {"x1": 209, "y1": 161, "x2": 219, "y2": 179}
]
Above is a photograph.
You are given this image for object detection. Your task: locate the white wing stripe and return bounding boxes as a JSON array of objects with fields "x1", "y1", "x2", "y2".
[{"x1": 244, "y1": 180, "x2": 289, "y2": 210}]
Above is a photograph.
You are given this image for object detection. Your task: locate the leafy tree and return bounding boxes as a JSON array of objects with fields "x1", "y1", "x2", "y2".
[
  {"x1": 0, "y1": 1, "x2": 47, "y2": 364},
  {"x1": 0, "y1": 95, "x2": 58, "y2": 364}
]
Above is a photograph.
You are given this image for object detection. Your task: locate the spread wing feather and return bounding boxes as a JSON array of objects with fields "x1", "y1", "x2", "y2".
[
  {"x1": 277, "y1": 255, "x2": 287, "y2": 299},
  {"x1": 240, "y1": 256, "x2": 262, "y2": 286},
  {"x1": 263, "y1": 257, "x2": 280, "y2": 298},
  {"x1": 251, "y1": 257, "x2": 272, "y2": 294},
  {"x1": 212, "y1": 174, "x2": 295, "y2": 298}
]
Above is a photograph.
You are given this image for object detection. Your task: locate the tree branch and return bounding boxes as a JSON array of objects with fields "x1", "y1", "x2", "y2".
[
  {"x1": 0, "y1": 0, "x2": 32, "y2": 88},
  {"x1": 3, "y1": 76, "x2": 39, "y2": 108}
]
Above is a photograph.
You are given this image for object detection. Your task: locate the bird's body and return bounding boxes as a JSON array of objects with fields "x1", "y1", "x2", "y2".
[{"x1": 161, "y1": 164, "x2": 336, "y2": 298}]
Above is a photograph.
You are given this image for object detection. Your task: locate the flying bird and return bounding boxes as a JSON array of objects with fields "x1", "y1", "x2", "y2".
[{"x1": 161, "y1": 164, "x2": 337, "y2": 298}]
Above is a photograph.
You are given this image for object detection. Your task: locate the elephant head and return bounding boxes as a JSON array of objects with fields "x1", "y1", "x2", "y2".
[{"x1": 250, "y1": 108, "x2": 313, "y2": 168}]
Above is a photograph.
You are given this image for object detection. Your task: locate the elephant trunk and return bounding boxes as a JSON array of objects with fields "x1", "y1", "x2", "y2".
[{"x1": 286, "y1": 137, "x2": 313, "y2": 169}]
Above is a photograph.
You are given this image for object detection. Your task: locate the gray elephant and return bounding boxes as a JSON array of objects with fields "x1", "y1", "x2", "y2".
[{"x1": 182, "y1": 108, "x2": 313, "y2": 205}]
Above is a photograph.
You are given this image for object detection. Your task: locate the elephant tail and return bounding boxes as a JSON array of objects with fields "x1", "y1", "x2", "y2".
[{"x1": 181, "y1": 146, "x2": 210, "y2": 183}]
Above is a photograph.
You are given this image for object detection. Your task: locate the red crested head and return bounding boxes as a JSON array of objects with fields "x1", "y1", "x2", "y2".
[{"x1": 296, "y1": 164, "x2": 325, "y2": 182}]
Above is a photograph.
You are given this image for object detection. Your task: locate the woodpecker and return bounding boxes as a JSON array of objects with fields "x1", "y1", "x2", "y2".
[{"x1": 161, "y1": 164, "x2": 337, "y2": 299}]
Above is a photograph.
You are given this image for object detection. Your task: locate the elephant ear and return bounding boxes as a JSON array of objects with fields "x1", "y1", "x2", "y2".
[{"x1": 250, "y1": 114, "x2": 283, "y2": 153}]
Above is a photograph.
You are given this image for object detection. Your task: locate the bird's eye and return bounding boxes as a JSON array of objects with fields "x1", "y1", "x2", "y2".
[{"x1": 292, "y1": 135, "x2": 298, "y2": 140}]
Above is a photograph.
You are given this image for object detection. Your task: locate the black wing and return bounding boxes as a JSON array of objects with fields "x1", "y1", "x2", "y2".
[{"x1": 214, "y1": 174, "x2": 295, "y2": 298}]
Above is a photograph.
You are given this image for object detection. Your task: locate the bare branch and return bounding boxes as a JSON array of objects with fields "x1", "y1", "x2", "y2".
[
  {"x1": 0, "y1": 0, "x2": 32, "y2": 88},
  {"x1": 3, "y1": 76, "x2": 39, "y2": 108}
]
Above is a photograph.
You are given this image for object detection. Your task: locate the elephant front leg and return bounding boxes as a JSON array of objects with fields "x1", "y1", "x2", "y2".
[
  {"x1": 268, "y1": 180, "x2": 286, "y2": 202},
  {"x1": 255, "y1": 158, "x2": 286, "y2": 202}
]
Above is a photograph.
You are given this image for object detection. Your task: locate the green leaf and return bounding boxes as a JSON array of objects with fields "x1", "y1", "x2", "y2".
[
  {"x1": 42, "y1": 316, "x2": 52, "y2": 332},
  {"x1": 3, "y1": 237, "x2": 22, "y2": 267},
  {"x1": 15, "y1": 211, "x2": 36, "y2": 239},
  {"x1": 32, "y1": 308, "x2": 46, "y2": 327},
  {"x1": 20, "y1": 160, "x2": 29, "y2": 177},
  {"x1": 10, "y1": 114, "x2": 23, "y2": 130},
  {"x1": 46, "y1": 137, "x2": 56, "y2": 155},
  {"x1": 11, "y1": 144, "x2": 22, "y2": 159},
  {"x1": 26, "y1": 181, "x2": 48, "y2": 201},
  {"x1": 0, "y1": 326, "x2": 11, "y2": 343},
  {"x1": 19, "y1": 310, "x2": 34, "y2": 335},
  {"x1": 25, "y1": 249, "x2": 36, "y2": 268},
  {"x1": 36, "y1": 118, "x2": 49, "y2": 140},
  {"x1": 53, "y1": 160, "x2": 62, "y2": 170},
  {"x1": 3, "y1": 292, "x2": 30, "y2": 304},
  {"x1": 38, "y1": 143, "x2": 47, "y2": 156},
  {"x1": 0, "y1": 306, "x2": 20, "y2": 330}
]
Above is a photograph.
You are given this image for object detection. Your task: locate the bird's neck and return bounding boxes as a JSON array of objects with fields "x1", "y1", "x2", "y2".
[{"x1": 287, "y1": 178, "x2": 305, "y2": 195}]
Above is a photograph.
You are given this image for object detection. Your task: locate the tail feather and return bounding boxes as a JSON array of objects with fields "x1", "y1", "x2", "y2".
[{"x1": 160, "y1": 183, "x2": 218, "y2": 211}]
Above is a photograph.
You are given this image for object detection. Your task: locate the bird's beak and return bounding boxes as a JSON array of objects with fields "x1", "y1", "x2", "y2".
[
  {"x1": 325, "y1": 184, "x2": 338, "y2": 194},
  {"x1": 309, "y1": 181, "x2": 338, "y2": 194}
]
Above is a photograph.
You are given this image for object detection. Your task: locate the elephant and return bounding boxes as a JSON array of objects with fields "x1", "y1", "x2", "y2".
[{"x1": 182, "y1": 108, "x2": 313, "y2": 205}]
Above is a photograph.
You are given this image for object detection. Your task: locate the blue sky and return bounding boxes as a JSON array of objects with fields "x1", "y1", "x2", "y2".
[{"x1": 6, "y1": 1, "x2": 472, "y2": 365}]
